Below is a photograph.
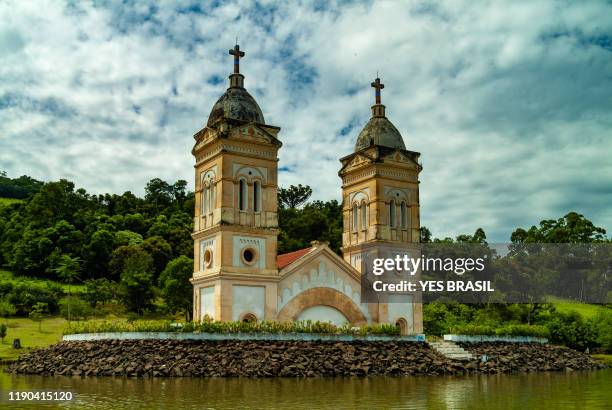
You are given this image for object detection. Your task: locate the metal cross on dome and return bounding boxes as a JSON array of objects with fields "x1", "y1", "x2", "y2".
[
  {"x1": 371, "y1": 77, "x2": 384, "y2": 105},
  {"x1": 229, "y1": 44, "x2": 245, "y2": 74}
]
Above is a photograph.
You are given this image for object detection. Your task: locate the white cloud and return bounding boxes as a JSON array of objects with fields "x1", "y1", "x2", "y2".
[{"x1": 0, "y1": 0, "x2": 611, "y2": 241}]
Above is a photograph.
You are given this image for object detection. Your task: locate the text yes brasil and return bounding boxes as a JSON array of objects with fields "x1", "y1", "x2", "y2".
[{"x1": 371, "y1": 255, "x2": 494, "y2": 293}]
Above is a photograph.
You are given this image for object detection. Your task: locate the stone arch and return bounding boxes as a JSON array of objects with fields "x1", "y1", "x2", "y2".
[
  {"x1": 277, "y1": 287, "x2": 368, "y2": 325},
  {"x1": 240, "y1": 312, "x2": 258, "y2": 323},
  {"x1": 395, "y1": 318, "x2": 408, "y2": 336}
]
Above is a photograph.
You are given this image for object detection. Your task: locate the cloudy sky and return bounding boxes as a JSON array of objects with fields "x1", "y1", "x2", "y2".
[{"x1": 1, "y1": 0, "x2": 611, "y2": 241}]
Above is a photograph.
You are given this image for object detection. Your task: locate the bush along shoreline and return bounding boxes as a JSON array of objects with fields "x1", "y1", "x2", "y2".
[
  {"x1": 7, "y1": 339, "x2": 605, "y2": 377},
  {"x1": 62, "y1": 319, "x2": 401, "y2": 336}
]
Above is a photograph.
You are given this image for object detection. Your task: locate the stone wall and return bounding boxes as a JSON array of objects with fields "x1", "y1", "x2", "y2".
[{"x1": 7, "y1": 340, "x2": 605, "y2": 378}]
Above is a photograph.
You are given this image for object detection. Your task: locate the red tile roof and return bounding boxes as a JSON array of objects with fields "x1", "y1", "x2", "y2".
[{"x1": 276, "y1": 247, "x2": 313, "y2": 270}]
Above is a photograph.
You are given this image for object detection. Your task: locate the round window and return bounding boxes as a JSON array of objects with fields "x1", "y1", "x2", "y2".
[
  {"x1": 203, "y1": 249, "x2": 213, "y2": 268},
  {"x1": 241, "y1": 247, "x2": 258, "y2": 266}
]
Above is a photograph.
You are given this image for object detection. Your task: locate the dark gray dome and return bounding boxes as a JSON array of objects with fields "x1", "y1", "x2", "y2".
[
  {"x1": 207, "y1": 87, "x2": 265, "y2": 127},
  {"x1": 354, "y1": 116, "x2": 406, "y2": 151}
]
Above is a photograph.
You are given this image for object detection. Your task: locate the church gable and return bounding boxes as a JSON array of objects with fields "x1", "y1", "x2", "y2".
[
  {"x1": 339, "y1": 152, "x2": 375, "y2": 174},
  {"x1": 380, "y1": 149, "x2": 420, "y2": 168},
  {"x1": 277, "y1": 244, "x2": 370, "y2": 323},
  {"x1": 229, "y1": 122, "x2": 281, "y2": 147}
]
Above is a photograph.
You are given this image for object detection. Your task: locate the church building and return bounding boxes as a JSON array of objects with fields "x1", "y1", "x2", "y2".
[{"x1": 190, "y1": 45, "x2": 423, "y2": 334}]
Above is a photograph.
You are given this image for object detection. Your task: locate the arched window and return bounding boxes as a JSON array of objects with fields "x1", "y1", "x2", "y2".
[
  {"x1": 202, "y1": 184, "x2": 208, "y2": 214},
  {"x1": 239, "y1": 179, "x2": 247, "y2": 211},
  {"x1": 241, "y1": 313, "x2": 257, "y2": 323},
  {"x1": 352, "y1": 203, "x2": 358, "y2": 231},
  {"x1": 360, "y1": 202, "x2": 367, "y2": 230},
  {"x1": 253, "y1": 181, "x2": 261, "y2": 212},
  {"x1": 400, "y1": 202, "x2": 407, "y2": 228},
  {"x1": 396, "y1": 318, "x2": 408, "y2": 335},
  {"x1": 209, "y1": 182, "x2": 215, "y2": 213},
  {"x1": 389, "y1": 200, "x2": 396, "y2": 227}
]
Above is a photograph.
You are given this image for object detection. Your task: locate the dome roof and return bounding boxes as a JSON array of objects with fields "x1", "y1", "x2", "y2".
[
  {"x1": 354, "y1": 116, "x2": 406, "y2": 151},
  {"x1": 207, "y1": 86, "x2": 265, "y2": 128}
]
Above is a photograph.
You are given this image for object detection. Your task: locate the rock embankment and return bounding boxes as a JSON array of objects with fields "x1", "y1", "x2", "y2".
[
  {"x1": 7, "y1": 340, "x2": 605, "y2": 377},
  {"x1": 459, "y1": 342, "x2": 605, "y2": 373}
]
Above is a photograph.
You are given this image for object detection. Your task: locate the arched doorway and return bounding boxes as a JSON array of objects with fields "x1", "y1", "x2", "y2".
[
  {"x1": 277, "y1": 287, "x2": 368, "y2": 325},
  {"x1": 395, "y1": 318, "x2": 408, "y2": 336},
  {"x1": 241, "y1": 313, "x2": 257, "y2": 323},
  {"x1": 297, "y1": 305, "x2": 349, "y2": 326}
]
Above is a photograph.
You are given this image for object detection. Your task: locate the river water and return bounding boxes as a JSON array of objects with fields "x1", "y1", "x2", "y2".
[{"x1": 1, "y1": 368, "x2": 610, "y2": 409}]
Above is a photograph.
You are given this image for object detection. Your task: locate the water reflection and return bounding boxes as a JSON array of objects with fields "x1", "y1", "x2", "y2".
[{"x1": 0, "y1": 369, "x2": 610, "y2": 409}]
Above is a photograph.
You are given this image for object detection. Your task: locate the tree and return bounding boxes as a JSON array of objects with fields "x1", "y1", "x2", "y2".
[
  {"x1": 0, "y1": 323, "x2": 7, "y2": 343},
  {"x1": 511, "y1": 212, "x2": 607, "y2": 243},
  {"x1": 59, "y1": 297, "x2": 93, "y2": 321},
  {"x1": 29, "y1": 302, "x2": 48, "y2": 331},
  {"x1": 109, "y1": 245, "x2": 144, "y2": 279},
  {"x1": 278, "y1": 184, "x2": 312, "y2": 209},
  {"x1": 114, "y1": 230, "x2": 143, "y2": 247},
  {"x1": 420, "y1": 227, "x2": 432, "y2": 243},
  {"x1": 53, "y1": 255, "x2": 82, "y2": 299},
  {"x1": 456, "y1": 228, "x2": 487, "y2": 244},
  {"x1": 0, "y1": 299, "x2": 16, "y2": 323},
  {"x1": 159, "y1": 256, "x2": 193, "y2": 321},
  {"x1": 141, "y1": 236, "x2": 173, "y2": 279},
  {"x1": 83, "y1": 278, "x2": 115, "y2": 309},
  {"x1": 82, "y1": 229, "x2": 115, "y2": 278},
  {"x1": 145, "y1": 178, "x2": 174, "y2": 212},
  {"x1": 119, "y1": 248, "x2": 155, "y2": 314}
]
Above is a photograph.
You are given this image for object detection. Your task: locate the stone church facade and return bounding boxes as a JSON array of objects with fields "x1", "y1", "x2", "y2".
[{"x1": 190, "y1": 45, "x2": 423, "y2": 334}]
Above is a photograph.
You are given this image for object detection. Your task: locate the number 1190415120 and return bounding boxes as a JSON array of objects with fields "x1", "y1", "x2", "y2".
[{"x1": 7, "y1": 391, "x2": 73, "y2": 402}]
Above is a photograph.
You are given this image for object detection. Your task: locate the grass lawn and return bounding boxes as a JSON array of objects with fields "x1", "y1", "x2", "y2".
[
  {"x1": 0, "y1": 197, "x2": 23, "y2": 207},
  {"x1": 0, "y1": 315, "x2": 133, "y2": 361},
  {"x1": 547, "y1": 296, "x2": 608, "y2": 319},
  {"x1": 592, "y1": 354, "x2": 612, "y2": 366},
  {"x1": 0, "y1": 317, "x2": 68, "y2": 361}
]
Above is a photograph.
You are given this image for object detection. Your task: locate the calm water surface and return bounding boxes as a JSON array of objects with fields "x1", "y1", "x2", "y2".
[{"x1": 1, "y1": 368, "x2": 610, "y2": 409}]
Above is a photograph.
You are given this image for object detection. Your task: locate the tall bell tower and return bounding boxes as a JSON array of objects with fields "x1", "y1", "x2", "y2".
[
  {"x1": 191, "y1": 44, "x2": 282, "y2": 322},
  {"x1": 339, "y1": 77, "x2": 423, "y2": 273}
]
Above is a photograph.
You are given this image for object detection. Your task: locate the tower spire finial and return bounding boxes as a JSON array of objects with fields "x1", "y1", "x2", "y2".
[
  {"x1": 229, "y1": 44, "x2": 245, "y2": 74},
  {"x1": 371, "y1": 77, "x2": 384, "y2": 105}
]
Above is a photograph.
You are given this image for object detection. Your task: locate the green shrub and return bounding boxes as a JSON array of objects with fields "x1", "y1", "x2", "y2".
[
  {"x1": 449, "y1": 324, "x2": 495, "y2": 335},
  {"x1": 590, "y1": 310, "x2": 612, "y2": 353},
  {"x1": 495, "y1": 324, "x2": 550, "y2": 338},
  {"x1": 542, "y1": 311, "x2": 597, "y2": 350},
  {"x1": 0, "y1": 323, "x2": 7, "y2": 342},
  {"x1": 64, "y1": 319, "x2": 401, "y2": 336},
  {"x1": 423, "y1": 302, "x2": 475, "y2": 336},
  {"x1": 0, "y1": 279, "x2": 62, "y2": 315},
  {"x1": 59, "y1": 297, "x2": 93, "y2": 321}
]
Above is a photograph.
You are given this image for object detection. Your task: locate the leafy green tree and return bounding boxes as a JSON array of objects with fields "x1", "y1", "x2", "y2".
[
  {"x1": 53, "y1": 255, "x2": 81, "y2": 296},
  {"x1": 278, "y1": 199, "x2": 342, "y2": 254},
  {"x1": 109, "y1": 245, "x2": 145, "y2": 280},
  {"x1": 114, "y1": 230, "x2": 143, "y2": 247},
  {"x1": 0, "y1": 323, "x2": 7, "y2": 343},
  {"x1": 159, "y1": 256, "x2": 193, "y2": 321},
  {"x1": 419, "y1": 226, "x2": 432, "y2": 243},
  {"x1": 29, "y1": 302, "x2": 48, "y2": 331},
  {"x1": 123, "y1": 213, "x2": 147, "y2": 234},
  {"x1": 511, "y1": 212, "x2": 607, "y2": 243},
  {"x1": 83, "y1": 278, "x2": 116, "y2": 309},
  {"x1": 141, "y1": 236, "x2": 173, "y2": 279},
  {"x1": 82, "y1": 229, "x2": 115, "y2": 278},
  {"x1": 10, "y1": 227, "x2": 54, "y2": 276},
  {"x1": 0, "y1": 299, "x2": 16, "y2": 322},
  {"x1": 145, "y1": 178, "x2": 174, "y2": 212},
  {"x1": 119, "y1": 249, "x2": 155, "y2": 314},
  {"x1": 59, "y1": 297, "x2": 93, "y2": 321},
  {"x1": 278, "y1": 184, "x2": 312, "y2": 209}
]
